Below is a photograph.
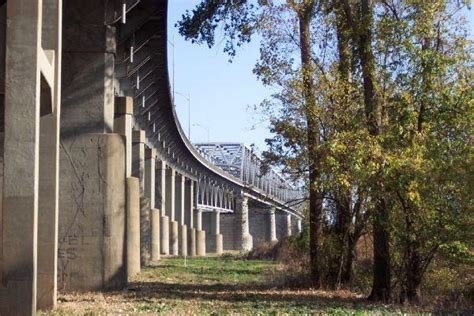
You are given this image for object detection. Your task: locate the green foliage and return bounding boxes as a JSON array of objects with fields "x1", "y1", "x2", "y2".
[{"x1": 178, "y1": 0, "x2": 474, "y2": 303}]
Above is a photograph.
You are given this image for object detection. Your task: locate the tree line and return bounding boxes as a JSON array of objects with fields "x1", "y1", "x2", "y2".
[{"x1": 177, "y1": 0, "x2": 473, "y2": 304}]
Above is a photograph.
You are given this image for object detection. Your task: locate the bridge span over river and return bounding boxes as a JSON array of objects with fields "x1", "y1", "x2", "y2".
[{"x1": 0, "y1": 0, "x2": 303, "y2": 314}]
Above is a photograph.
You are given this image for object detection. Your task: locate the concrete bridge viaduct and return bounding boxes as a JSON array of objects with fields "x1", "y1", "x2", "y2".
[{"x1": 0, "y1": 0, "x2": 303, "y2": 314}]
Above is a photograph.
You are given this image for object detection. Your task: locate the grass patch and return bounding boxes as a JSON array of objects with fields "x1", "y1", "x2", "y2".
[{"x1": 43, "y1": 255, "x2": 431, "y2": 315}]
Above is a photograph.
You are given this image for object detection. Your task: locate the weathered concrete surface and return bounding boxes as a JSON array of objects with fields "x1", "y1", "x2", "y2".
[
  {"x1": 61, "y1": 0, "x2": 115, "y2": 136},
  {"x1": 235, "y1": 197, "x2": 253, "y2": 252},
  {"x1": 249, "y1": 207, "x2": 271, "y2": 247},
  {"x1": 166, "y1": 168, "x2": 177, "y2": 255},
  {"x1": 179, "y1": 225, "x2": 188, "y2": 256},
  {"x1": 285, "y1": 214, "x2": 292, "y2": 237},
  {"x1": 160, "y1": 215, "x2": 169, "y2": 255},
  {"x1": 188, "y1": 228, "x2": 196, "y2": 257},
  {"x1": 176, "y1": 175, "x2": 186, "y2": 227},
  {"x1": 269, "y1": 207, "x2": 278, "y2": 242},
  {"x1": 221, "y1": 213, "x2": 236, "y2": 251},
  {"x1": 150, "y1": 208, "x2": 161, "y2": 262},
  {"x1": 144, "y1": 148, "x2": 155, "y2": 208},
  {"x1": 170, "y1": 220, "x2": 179, "y2": 256},
  {"x1": 196, "y1": 230, "x2": 206, "y2": 257},
  {"x1": 126, "y1": 177, "x2": 141, "y2": 278},
  {"x1": 139, "y1": 197, "x2": 151, "y2": 265},
  {"x1": 58, "y1": 134, "x2": 126, "y2": 291},
  {"x1": 0, "y1": 0, "x2": 43, "y2": 313},
  {"x1": 132, "y1": 130, "x2": 146, "y2": 195},
  {"x1": 215, "y1": 234, "x2": 224, "y2": 255},
  {"x1": 114, "y1": 97, "x2": 133, "y2": 177},
  {"x1": 37, "y1": 0, "x2": 62, "y2": 310},
  {"x1": 184, "y1": 180, "x2": 194, "y2": 230}
]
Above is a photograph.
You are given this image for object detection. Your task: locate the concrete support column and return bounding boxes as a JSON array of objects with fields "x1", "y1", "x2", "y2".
[
  {"x1": 132, "y1": 130, "x2": 149, "y2": 265},
  {"x1": 58, "y1": 0, "x2": 127, "y2": 293},
  {"x1": 196, "y1": 209, "x2": 206, "y2": 256},
  {"x1": 269, "y1": 207, "x2": 278, "y2": 243},
  {"x1": 179, "y1": 225, "x2": 188, "y2": 257},
  {"x1": 196, "y1": 209, "x2": 203, "y2": 231},
  {"x1": 297, "y1": 219, "x2": 302, "y2": 234},
  {"x1": 166, "y1": 168, "x2": 178, "y2": 256},
  {"x1": 145, "y1": 148, "x2": 158, "y2": 262},
  {"x1": 213, "y1": 211, "x2": 223, "y2": 255},
  {"x1": 150, "y1": 208, "x2": 161, "y2": 262},
  {"x1": 132, "y1": 130, "x2": 146, "y2": 195},
  {"x1": 114, "y1": 97, "x2": 133, "y2": 177},
  {"x1": 37, "y1": 0, "x2": 63, "y2": 310},
  {"x1": 285, "y1": 214, "x2": 292, "y2": 237},
  {"x1": 126, "y1": 177, "x2": 141, "y2": 278},
  {"x1": 160, "y1": 215, "x2": 169, "y2": 255},
  {"x1": 0, "y1": 0, "x2": 62, "y2": 313},
  {"x1": 177, "y1": 175, "x2": 187, "y2": 256},
  {"x1": 156, "y1": 160, "x2": 169, "y2": 255},
  {"x1": 186, "y1": 180, "x2": 196, "y2": 256},
  {"x1": 235, "y1": 197, "x2": 253, "y2": 252}
]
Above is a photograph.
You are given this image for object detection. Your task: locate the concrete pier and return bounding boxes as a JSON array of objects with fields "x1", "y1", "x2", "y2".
[
  {"x1": 170, "y1": 220, "x2": 179, "y2": 256},
  {"x1": 126, "y1": 177, "x2": 141, "y2": 278},
  {"x1": 132, "y1": 130, "x2": 146, "y2": 195},
  {"x1": 214, "y1": 211, "x2": 223, "y2": 255},
  {"x1": 150, "y1": 208, "x2": 161, "y2": 262},
  {"x1": 166, "y1": 168, "x2": 178, "y2": 255},
  {"x1": 196, "y1": 230, "x2": 207, "y2": 256},
  {"x1": 286, "y1": 214, "x2": 292, "y2": 237},
  {"x1": 236, "y1": 197, "x2": 253, "y2": 252},
  {"x1": 188, "y1": 228, "x2": 197, "y2": 257},
  {"x1": 269, "y1": 207, "x2": 278, "y2": 243},
  {"x1": 145, "y1": 148, "x2": 157, "y2": 261},
  {"x1": 160, "y1": 215, "x2": 170, "y2": 255},
  {"x1": 139, "y1": 197, "x2": 151, "y2": 265},
  {"x1": 179, "y1": 224, "x2": 188, "y2": 257},
  {"x1": 114, "y1": 97, "x2": 133, "y2": 177}
]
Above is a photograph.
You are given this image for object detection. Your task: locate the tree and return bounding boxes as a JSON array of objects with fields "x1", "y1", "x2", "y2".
[
  {"x1": 177, "y1": 0, "x2": 473, "y2": 304},
  {"x1": 179, "y1": 0, "x2": 329, "y2": 286}
]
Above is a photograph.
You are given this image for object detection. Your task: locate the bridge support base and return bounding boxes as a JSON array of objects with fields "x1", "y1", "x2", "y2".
[
  {"x1": 140, "y1": 197, "x2": 151, "y2": 265},
  {"x1": 170, "y1": 221, "x2": 179, "y2": 256},
  {"x1": 127, "y1": 177, "x2": 141, "y2": 278},
  {"x1": 242, "y1": 234, "x2": 254, "y2": 252},
  {"x1": 197, "y1": 230, "x2": 206, "y2": 256},
  {"x1": 215, "y1": 234, "x2": 224, "y2": 255},
  {"x1": 151, "y1": 209, "x2": 161, "y2": 262},
  {"x1": 188, "y1": 228, "x2": 197, "y2": 257},
  {"x1": 58, "y1": 134, "x2": 127, "y2": 291},
  {"x1": 160, "y1": 215, "x2": 169, "y2": 255},
  {"x1": 179, "y1": 225, "x2": 188, "y2": 256}
]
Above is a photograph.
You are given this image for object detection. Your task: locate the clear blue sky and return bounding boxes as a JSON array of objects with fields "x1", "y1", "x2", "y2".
[
  {"x1": 167, "y1": 0, "x2": 273, "y2": 151},
  {"x1": 168, "y1": 1, "x2": 474, "y2": 151}
]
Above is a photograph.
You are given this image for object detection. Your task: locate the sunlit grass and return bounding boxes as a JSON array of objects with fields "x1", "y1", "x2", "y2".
[{"x1": 41, "y1": 255, "x2": 429, "y2": 315}]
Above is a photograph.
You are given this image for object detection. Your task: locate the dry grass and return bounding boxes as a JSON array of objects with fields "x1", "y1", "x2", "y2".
[{"x1": 41, "y1": 256, "x2": 433, "y2": 315}]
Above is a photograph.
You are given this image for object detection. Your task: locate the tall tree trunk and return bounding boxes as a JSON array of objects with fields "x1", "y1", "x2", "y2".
[
  {"x1": 298, "y1": 4, "x2": 323, "y2": 287},
  {"x1": 338, "y1": 0, "x2": 391, "y2": 300},
  {"x1": 401, "y1": 240, "x2": 423, "y2": 303},
  {"x1": 357, "y1": 0, "x2": 391, "y2": 301}
]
